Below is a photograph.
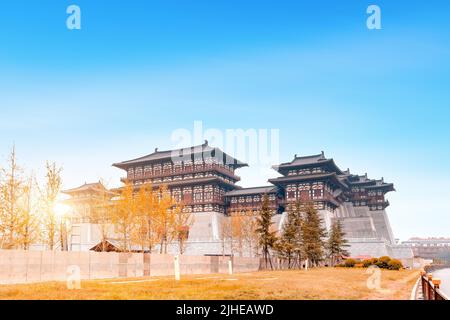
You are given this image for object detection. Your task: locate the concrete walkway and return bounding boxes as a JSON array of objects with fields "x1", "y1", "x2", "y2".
[{"x1": 415, "y1": 280, "x2": 424, "y2": 300}]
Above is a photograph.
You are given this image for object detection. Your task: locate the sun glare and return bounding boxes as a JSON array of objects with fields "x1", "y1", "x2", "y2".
[{"x1": 53, "y1": 203, "x2": 70, "y2": 218}]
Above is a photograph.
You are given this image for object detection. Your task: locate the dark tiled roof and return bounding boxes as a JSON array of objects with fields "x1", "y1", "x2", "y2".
[
  {"x1": 225, "y1": 186, "x2": 276, "y2": 197},
  {"x1": 274, "y1": 152, "x2": 343, "y2": 175},
  {"x1": 346, "y1": 174, "x2": 394, "y2": 191},
  {"x1": 112, "y1": 141, "x2": 247, "y2": 169},
  {"x1": 277, "y1": 153, "x2": 326, "y2": 167}
]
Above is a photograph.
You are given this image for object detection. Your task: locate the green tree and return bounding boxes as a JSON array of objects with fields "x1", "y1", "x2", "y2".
[
  {"x1": 301, "y1": 203, "x2": 327, "y2": 267},
  {"x1": 327, "y1": 219, "x2": 349, "y2": 266},
  {"x1": 276, "y1": 202, "x2": 301, "y2": 268},
  {"x1": 256, "y1": 194, "x2": 278, "y2": 269}
]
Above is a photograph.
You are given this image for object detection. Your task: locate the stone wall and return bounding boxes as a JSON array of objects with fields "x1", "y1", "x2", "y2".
[{"x1": 0, "y1": 250, "x2": 260, "y2": 285}]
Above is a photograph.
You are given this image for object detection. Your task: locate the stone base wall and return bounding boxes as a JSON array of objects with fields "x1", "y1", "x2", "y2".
[
  {"x1": 0, "y1": 250, "x2": 260, "y2": 285},
  {"x1": 346, "y1": 239, "x2": 415, "y2": 267}
]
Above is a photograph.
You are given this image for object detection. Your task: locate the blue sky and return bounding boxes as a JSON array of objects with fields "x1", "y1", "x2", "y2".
[{"x1": 0, "y1": 0, "x2": 449, "y2": 240}]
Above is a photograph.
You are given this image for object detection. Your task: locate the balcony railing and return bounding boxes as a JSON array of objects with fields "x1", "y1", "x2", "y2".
[{"x1": 126, "y1": 164, "x2": 240, "y2": 182}]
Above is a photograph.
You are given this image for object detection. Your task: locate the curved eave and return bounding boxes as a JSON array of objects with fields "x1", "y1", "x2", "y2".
[
  {"x1": 269, "y1": 172, "x2": 348, "y2": 190},
  {"x1": 365, "y1": 183, "x2": 395, "y2": 192},
  {"x1": 61, "y1": 187, "x2": 117, "y2": 196},
  {"x1": 112, "y1": 152, "x2": 248, "y2": 171},
  {"x1": 112, "y1": 162, "x2": 128, "y2": 170},
  {"x1": 274, "y1": 158, "x2": 343, "y2": 175}
]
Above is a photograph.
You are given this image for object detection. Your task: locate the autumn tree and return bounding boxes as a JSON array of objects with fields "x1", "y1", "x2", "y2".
[
  {"x1": 154, "y1": 185, "x2": 179, "y2": 254},
  {"x1": 91, "y1": 180, "x2": 116, "y2": 252},
  {"x1": 17, "y1": 175, "x2": 40, "y2": 250},
  {"x1": 0, "y1": 146, "x2": 25, "y2": 249},
  {"x1": 221, "y1": 215, "x2": 234, "y2": 256},
  {"x1": 242, "y1": 210, "x2": 259, "y2": 257},
  {"x1": 130, "y1": 184, "x2": 151, "y2": 252},
  {"x1": 327, "y1": 219, "x2": 349, "y2": 266},
  {"x1": 222, "y1": 211, "x2": 256, "y2": 257},
  {"x1": 173, "y1": 203, "x2": 193, "y2": 254},
  {"x1": 112, "y1": 182, "x2": 137, "y2": 251},
  {"x1": 40, "y1": 162, "x2": 63, "y2": 250},
  {"x1": 255, "y1": 194, "x2": 278, "y2": 269},
  {"x1": 231, "y1": 212, "x2": 246, "y2": 257}
]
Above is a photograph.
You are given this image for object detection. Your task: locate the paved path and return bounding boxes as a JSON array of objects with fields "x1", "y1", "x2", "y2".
[{"x1": 415, "y1": 279, "x2": 424, "y2": 300}]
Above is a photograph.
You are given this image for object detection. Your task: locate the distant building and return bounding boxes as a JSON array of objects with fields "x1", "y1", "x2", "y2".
[
  {"x1": 402, "y1": 237, "x2": 450, "y2": 261},
  {"x1": 62, "y1": 182, "x2": 116, "y2": 251},
  {"x1": 62, "y1": 141, "x2": 411, "y2": 259}
]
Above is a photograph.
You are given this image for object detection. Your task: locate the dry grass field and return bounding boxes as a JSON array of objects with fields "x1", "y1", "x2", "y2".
[{"x1": 0, "y1": 268, "x2": 419, "y2": 300}]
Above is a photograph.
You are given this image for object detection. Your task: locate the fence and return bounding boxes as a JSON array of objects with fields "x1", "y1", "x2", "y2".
[
  {"x1": 0, "y1": 250, "x2": 260, "y2": 285},
  {"x1": 420, "y1": 270, "x2": 448, "y2": 300}
]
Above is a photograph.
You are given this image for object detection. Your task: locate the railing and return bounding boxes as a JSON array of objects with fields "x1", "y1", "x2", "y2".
[
  {"x1": 420, "y1": 270, "x2": 448, "y2": 300},
  {"x1": 126, "y1": 164, "x2": 240, "y2": 182}
]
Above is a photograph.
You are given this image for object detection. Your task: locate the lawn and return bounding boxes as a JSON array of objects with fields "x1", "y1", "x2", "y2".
[{"x1": 0, "y1": 268, "x2": 419, "y2": 300}]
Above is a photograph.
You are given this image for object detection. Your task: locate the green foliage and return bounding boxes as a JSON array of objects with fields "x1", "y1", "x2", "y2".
[
  {"x1": 301, "y1": 203, "x2": 327, "y2": 266},
  {"x1": 275, "y1": 201, "x2": 305, "y2": 268},
  {"x1": 327, "y1": 220, "x2": 349, "y2": 266},
  {"x1": 256, "y1": 194, "x2": 278, "y2": 269}
]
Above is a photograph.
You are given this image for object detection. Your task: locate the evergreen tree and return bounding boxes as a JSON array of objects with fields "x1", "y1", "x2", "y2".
[
  {"x1": 291, "y1": 200, "x2": 305, "y2": 267},
  {"x1": 327, "y1": 219, "x2": 349, "y2": 266},
  {"x1": 276, "y1": 201, "x2": 304, "y2": 269},
  {"x1": 301, "y1": 203, "x2": 327, "y2": 267},
  {"x1": 256, "y1": 194, "x2": 277, "y2": 269}
]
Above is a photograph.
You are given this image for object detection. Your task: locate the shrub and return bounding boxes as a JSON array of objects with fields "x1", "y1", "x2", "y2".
[
  {"x1": 354, "y1": 263, "x2": 364, "y2": 268},
  {"x1": 376, "y1": 256, "x2": 391, "y2": 269},
  {"x1": 344, "y1": 258, "x2": 358, "y2": 268},
  {"x1": 362, "y1": 258, "x2": 378, "y2": 268},
  {"x1": 387, "y1": 259, "x2": 403, "y2": 270}
]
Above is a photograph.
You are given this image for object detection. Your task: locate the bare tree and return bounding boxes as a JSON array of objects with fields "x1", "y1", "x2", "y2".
[
  {"x1": 221, "y1": 214, "x2": 234, "y2": 256},
  {"x1": 40, "y1": 162, "x2": 63, "y2": 250},
  {"x1": 242, "y1": 210, "x2": 259, "y2": 257}
]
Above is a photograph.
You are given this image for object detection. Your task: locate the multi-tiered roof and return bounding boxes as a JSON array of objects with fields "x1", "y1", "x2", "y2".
[{"x1": 112, "y1": 141, "x2": 248, "y2": 213}]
